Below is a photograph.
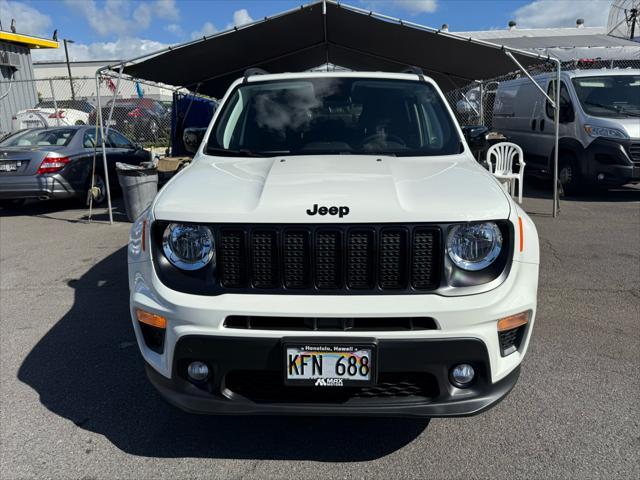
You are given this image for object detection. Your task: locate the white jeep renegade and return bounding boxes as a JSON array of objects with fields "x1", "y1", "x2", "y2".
[{"x1": 128, "y1": 71, "x2": 540, "y2": 417}]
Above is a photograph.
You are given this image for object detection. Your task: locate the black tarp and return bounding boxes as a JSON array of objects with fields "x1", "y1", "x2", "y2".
[{"x1": 122, "y1": 1, "x2": 547, "y2": 97}]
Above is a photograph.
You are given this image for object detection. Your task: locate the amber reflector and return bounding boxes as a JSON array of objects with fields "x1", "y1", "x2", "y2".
[
  {"x1": 142, "y1": 219, "x2": 147, "y2": 252},
  {"x1": 518, "y1": 217, "x2": 524, "y2": 252},
  {"x1": 497, "y1": 311, "x2": 529, "y2": 332},
  {"x1": 136, "y1": 309, "x2": 167, "y2": 329}
]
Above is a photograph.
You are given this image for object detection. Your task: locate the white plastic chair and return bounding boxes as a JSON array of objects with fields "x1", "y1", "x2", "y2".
[{"x1": 487, "y1": 142, "x2": 525, "y2": 204}]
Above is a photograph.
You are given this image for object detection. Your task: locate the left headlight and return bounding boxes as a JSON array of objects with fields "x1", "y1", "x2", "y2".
[
  {"x1": 162, "y1": 223, "x2": 215, "y2": 271},
  {"x1": 447, "y1": 222, "x2": 503, "y2": 271}
]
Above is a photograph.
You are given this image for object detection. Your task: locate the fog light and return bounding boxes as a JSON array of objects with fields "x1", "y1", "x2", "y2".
[
  {"x1": 597, "y1": 173, "x2": 605, "y2": 181},
  {"x1": 450, "y1": 363, "x2": 475, "y2": 387},
  {"x1": 187, "y1": 361, "x2": 209, "y2": 381}
]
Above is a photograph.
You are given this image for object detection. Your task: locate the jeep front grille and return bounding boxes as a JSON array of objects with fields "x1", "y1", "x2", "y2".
[{"x1": 218, "y1": 225, "x2": 442, "y2": 294}]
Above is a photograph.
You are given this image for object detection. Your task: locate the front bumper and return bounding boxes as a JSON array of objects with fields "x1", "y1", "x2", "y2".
[
  {"x1": 0, "y1": 174, "x2": 77, "y2": 200},
  {"x1": 146, "y1": 335, "x2": 521, "y2": 417},
  {"x1": 585, "y1": 137, "x2": 640, "y2": 185},
  {"x1": 129, "y1": 206, "x2": 539, "y2": 417}
]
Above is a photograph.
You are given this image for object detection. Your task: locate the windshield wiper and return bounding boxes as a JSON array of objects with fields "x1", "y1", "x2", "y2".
[
  {"x1": 584, "y1": 101, "x2": 640, "y2": 117},
  {"x1": 205, "y1": 147, "x2": 289, "y2": 157}
]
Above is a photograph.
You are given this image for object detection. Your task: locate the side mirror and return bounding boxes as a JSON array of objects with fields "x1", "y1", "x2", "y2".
[
  {"x1": 461, "y1": 125, "x2": 489, "y2": 151},
  {"x1": 183, "y1": 127, "x2": 207, "y2": 155}
]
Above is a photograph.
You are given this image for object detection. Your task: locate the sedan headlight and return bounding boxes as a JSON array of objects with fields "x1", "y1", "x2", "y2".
[
  {"x1": 162, "y1": 223, "x2": 215, "y2": 270},
  {"x1": 584, "y1": 125, "x2": 628, "y2": 140},
  {"x1": 447, "y1": 222, "x2": 503, "y2": 271}
]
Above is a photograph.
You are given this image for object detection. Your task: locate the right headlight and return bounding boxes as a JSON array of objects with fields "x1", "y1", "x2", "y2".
[
  {"x1": 162, "y1": 223, "x2": 215, "y2": 271},
  {"x1": 447, "y1": 222, "x2": 503, "y2": 271},
  {"x1": 584, "y1": 125, "x2": 628, "y2": 140}
]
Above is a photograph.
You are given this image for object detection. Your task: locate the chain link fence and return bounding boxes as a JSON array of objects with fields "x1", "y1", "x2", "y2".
[
  {"x1": 444, "y1": 58, "x2": 640, "y2": 129},
  {"x1": 0, "y1": 74, "x2": 213, "y2": 157}
]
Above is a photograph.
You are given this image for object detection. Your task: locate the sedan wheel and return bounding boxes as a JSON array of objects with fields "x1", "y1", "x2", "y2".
[{"x1": 90, "y1": 174, "x2": 107, "y2": 205}]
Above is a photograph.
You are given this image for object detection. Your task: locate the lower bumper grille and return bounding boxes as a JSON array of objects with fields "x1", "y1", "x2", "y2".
[
  {"x1": 224, "y1": 370, "x2": 439, "y2": 403},
  {"x1": 499, "y1": 325, "x2": 526, "y2": 356},
  {"x1": 224, "y1": 316, "x2": 438, "y2": 331},
  {"x1": 629, "y1": 143, "x2": 640, "y2": 165}
]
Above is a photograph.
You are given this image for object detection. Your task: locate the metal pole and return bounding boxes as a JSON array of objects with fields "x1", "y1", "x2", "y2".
[
  {"x1": 63, "y1": 39, "x2": 76, "y2": 101},
  {"x1": 505, "y1": 51, "x2": 556, "y2": 107},
  {"x1": 95, "y1": 73, "x2": 114, "y2": 224},
  {"x1": 553, "y1": 59, "x2": 561, "y2": 218},
  {"x1": 48, "y1": 78, "x2": 60, "y2": 127},
  {"x1": 478, "y1": 81, "x2": 484, "y2": 126}
]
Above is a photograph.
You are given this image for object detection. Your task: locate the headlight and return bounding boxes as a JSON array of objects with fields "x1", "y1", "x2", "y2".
[
  {"x1": 584, "y1": 125, "x2": 628, "y2": 140},
  {"x1": 162, "y1": 223, "x2": 215, "y2": 270},
  {"x1": 447, "y1": 222, "x2": 503, "y2": 271}
]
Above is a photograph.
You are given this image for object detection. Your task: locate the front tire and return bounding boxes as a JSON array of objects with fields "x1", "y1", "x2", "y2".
[
  {"x1": 558, "y1": 153, "x2": 582, "y2": 196},
  {"x1": 85, "y1": 173, "x2": 107, "y2": 206}
]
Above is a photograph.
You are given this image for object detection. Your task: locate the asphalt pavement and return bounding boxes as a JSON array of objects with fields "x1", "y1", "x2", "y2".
[{"x1": 1, "y1": 184, "x2": 638, "y2": 479}]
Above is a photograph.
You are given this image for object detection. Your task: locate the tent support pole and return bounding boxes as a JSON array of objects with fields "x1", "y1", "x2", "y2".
[
  {"x1": 553, "y1": 58, "x2": 561, "y2": 217},
  {"x1": 94, "y1": 65, "x2": 123, "y2": 225},
  {"x1": 504, "y1": 51, "x2": 555, "y2": 107},
  {"x1": 478, "y1": 81, "x2": 484, "y2": 126},
  {"x1": 505, "y1": 51, "x2": 561, "y2": 217}
]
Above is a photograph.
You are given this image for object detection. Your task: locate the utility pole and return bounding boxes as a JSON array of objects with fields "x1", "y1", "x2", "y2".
[{"x1": 63, "y1": 39, "x2": 76, "y2": 100}]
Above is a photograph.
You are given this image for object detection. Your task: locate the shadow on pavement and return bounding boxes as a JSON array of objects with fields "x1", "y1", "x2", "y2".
[
  {"x1": 18, "y1": 247, "x2": 428, "y2": 461},
  {"x1": 522, "y1": 175, "x2": 640, "y2": 203},
  {"x1": 0, "y1": 198, "x2": 130, "y2": 223}
]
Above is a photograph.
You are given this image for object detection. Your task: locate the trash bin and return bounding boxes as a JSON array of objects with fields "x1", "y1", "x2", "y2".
[{"x1": 116, "y1": 162, "x2": 158, "y2": 222}]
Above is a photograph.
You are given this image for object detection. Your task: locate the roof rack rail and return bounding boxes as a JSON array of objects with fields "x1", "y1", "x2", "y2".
[
  {"x1": 243, "y1": 67, "x2": 270, "y2": 82},
  {"x1": 401, "y1": 66, "x2": 425, "y2": 81}
]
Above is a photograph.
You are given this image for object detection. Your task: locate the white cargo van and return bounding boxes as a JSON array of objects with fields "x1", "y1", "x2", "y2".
[{"x1": 493, "y1": 69, "x2": 639, "y2": 192}]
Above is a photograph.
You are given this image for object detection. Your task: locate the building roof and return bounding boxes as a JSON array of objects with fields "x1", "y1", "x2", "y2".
[
  {"x1": 454, "y1": 26, "x2": 608, "y2": 40},
  {"x1": 452, "y1": 26, "x2": 640, "y2": 61},
  {"x1": 0, "y1": 30, "x2": 59, "y2": 49}
]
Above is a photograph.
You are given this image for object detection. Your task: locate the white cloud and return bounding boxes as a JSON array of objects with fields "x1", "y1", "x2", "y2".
[
  {"x1": 155, "y1": 0, "x2": 179, "y2": 21},
  {"x1": 0, "y1": 0, "x2": 52, "y2": 37},
  {"x1": 229, "y1": 8, "x2": 254, "y2": 28},
  {"x1": 64, "y1": 0, "x2": 181, "y2": 37},
  {"x1": 363, "y1": 0, "x2": 438, "y2": 15},
  {"x1": 164, "y1": 23, "x2": 183, "y2": 36},
  {"x1": 514, "y1": 0, "x2": 611, "y2": 28},
  {"x1": 190, "y1": 21, "x2": 218, "y2": 40}
]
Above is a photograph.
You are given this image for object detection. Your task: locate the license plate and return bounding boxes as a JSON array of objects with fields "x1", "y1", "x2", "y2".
[
  {"x1": 107, "y1": 120, "x2": 117, "y2": 126},
  {"x1": 0, "y1": 161, "x2": 19, "y2": 172},
  {"x1": 25, "y1": 121, "x2": 41, "y2": 128},
  {"x1": 285, "y1": 343, "x2": 375, "y2": 387}
]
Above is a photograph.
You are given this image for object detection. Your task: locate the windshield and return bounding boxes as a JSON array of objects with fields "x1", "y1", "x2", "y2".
[
  {"x1": 0, "y1": 128, "x2": 76, "y2": 147},
  {"x1": 571, "y1": 75, "x2": 640, "y2": 118},
  {"x1": 207, "y1": 78, "x2": 462, "y2": 157}
]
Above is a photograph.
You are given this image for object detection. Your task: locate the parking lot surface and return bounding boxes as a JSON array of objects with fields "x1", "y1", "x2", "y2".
[{"x1": 1, "y1": 186, "x2": 639, "y2": 479}]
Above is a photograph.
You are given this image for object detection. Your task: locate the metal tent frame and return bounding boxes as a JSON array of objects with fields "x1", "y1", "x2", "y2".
[{"x1": 95, "y1": 0, "x2": 562, "y2": 224}]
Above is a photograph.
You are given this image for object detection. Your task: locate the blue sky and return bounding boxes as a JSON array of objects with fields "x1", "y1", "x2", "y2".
[{"x1": 0, "y1": 0, "x2": 613, "y2": 61}]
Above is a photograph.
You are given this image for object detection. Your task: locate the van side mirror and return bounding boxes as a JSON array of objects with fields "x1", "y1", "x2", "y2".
[
  {"x1": 183, "y1": 127, "x2": 207, "y2": 155},
  {"x1": 461, "y1": 125, "x2": 489, "y2": 151}
]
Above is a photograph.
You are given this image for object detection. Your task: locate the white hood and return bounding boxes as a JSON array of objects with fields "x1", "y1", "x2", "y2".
[{"x1": 153, "y1": 154, "x2": 511, "y2": 223}]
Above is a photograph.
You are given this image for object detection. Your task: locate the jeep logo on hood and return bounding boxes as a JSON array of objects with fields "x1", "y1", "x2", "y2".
[{"x1": 306, "y1": 204, "x2": 350, "y2": 218}]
